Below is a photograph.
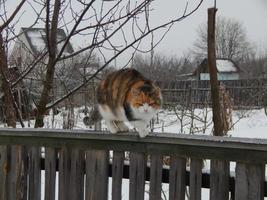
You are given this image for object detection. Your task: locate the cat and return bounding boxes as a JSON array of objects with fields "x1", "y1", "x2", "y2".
[{"x1": 84, "y1": 68, "x2": 162, "y2": 138}]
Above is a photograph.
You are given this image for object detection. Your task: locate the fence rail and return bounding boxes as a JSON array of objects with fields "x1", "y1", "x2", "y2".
[
  {"x1": 159, "y1": 79, "x2": 267, "y2": 108},
  {"x1": 0, "y1": 128, "x2": 267, "y2": 200}
]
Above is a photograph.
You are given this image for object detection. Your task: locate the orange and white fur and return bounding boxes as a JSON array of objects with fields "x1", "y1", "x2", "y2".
[{"x1": 96, "y1": 68, "x2": 162, "y2": 138}]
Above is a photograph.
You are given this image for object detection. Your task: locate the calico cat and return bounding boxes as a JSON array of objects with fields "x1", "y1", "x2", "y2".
[{"x1": 85, "y1": 68, "x2": 162, "y2": 138}]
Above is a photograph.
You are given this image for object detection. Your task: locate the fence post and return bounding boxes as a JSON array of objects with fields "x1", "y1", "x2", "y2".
[
  {"x1": 235, "y1": 162, "x2": 265, "y2": 200},
  {"x1": 0, "y1": 145, "x2": 7, "y2": 200},
  {"x1": 28, "y1": 147, "x2": 41, "y2": 200},
  {"x1": 169, "y1": 156, "x2": 186, "y2": 200},
  {"x1": 129, "y1": 152, "x2": 146, "y2": 200}
]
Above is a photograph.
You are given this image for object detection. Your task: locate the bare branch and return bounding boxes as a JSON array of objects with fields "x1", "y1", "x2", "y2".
[
  {"x1": 46, "y1": 0, "x2": 204, "y2": 109},
  {"x1": 0, "y1": 0, "x2": 26, "y2": 31}
]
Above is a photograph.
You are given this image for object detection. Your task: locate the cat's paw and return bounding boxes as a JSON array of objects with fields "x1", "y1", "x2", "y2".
[
  {"x1": 109, "y1": 128, "x2": 118, "y2": 134},
  {"x1": 115, "y1": 121, "x2": 129, "y2": 132},
  {"x1": 106, "y1": 121, "x2": 118, "y2": 133},
  {"x1": 138, "y1": 129, "x2": 149, "y2": 138}
]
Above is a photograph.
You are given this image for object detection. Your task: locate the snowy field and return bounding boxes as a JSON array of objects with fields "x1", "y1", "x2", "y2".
[
  {"x1": 20, "y1": 106, "x2": 267, "y2": 200},
  {"x1": 39, "y1": 106, "x2": 267, "y2": 139}
]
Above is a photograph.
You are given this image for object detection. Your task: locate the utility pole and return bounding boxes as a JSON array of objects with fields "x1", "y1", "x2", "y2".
[
  {"x1": 207, "y1": 8, "x2": 223, "y2": 137},
  {"x1": 208, "y1": 7, "x2": 230, "y2": 200}
]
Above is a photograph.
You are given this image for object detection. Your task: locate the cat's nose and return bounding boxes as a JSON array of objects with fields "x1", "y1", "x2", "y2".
[{"x1": 144, "y1": 109, "x2": 148, "y2": 112}]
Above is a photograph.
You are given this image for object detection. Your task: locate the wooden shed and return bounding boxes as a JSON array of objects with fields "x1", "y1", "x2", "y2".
[{"x1": 195, "y1": 58, "x2": 241, "y2": 80}]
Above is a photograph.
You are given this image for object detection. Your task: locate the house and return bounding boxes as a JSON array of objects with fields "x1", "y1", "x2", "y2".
[
  {"x1": 10, "y1": 27, "x2": 74, "y2": 71},
  {"x1": 9, "y1": 27, "x2": 100, "y2": 107},
  {"x1": 194, "y1": 58, "x2": 241, "y2": 81}
]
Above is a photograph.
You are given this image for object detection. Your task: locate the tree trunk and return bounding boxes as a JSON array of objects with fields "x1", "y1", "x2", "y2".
[
  {"x1": 34, "y1": 0, "x2": 61, "y2": 128},
  {"x1": 208, "y1": 7, "x2": 230, "y2": 200},
  {"x1": 0, "y1": 33, "x2": 16, "y2": 128},
  {"x1": 207, "y1": 8, "x2": 223, "y2": 136}
]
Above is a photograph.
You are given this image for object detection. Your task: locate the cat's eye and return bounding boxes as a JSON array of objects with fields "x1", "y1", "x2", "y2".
[{"x1": 136, "y1": 103, "x2": 143, "y2": 106}]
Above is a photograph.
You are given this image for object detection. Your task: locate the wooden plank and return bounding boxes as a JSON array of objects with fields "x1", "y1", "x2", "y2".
[
  {"x1": 0, "y1": 145, "x2": 7, "y2": 200},
  {"x1": 129, "y1": 152, "x2": 146, "y2": 200},
  {"x1": 2, "y1": 129, "x2": 267, "y2": 163},
  {"x1": 149, "y1": 154, "x2": 163, "y2": 200},
  {"x1": 44, "y1": 147, "x2": 57, "y2": 200},
  {"x1": 22, "y1": 146, "x2": 28, "y2": 200},
  {"x1": 189, "y1": 158, "x2": 202, "y2": 200},
  {"x1": 28, "y1": 147, "x2": 41, "y2": 200},
  {"x1": 58, "y1": 146, "x2": 70, "y2": 200},
  {"x1": 169, "y1": 156, "x2": 186, "y2": 200},
  {"x1": 0, "y1": 129, "x2": 267, "y2": 162},
  {"x1": 235, "y1": 162, "x2": 265, "y2": 200},
  {"x1": 85, "y1": 150, "x2": 109, "y2": 200},
  {"x1": 210, "y1": 160, "x2": 229, "y2": 200},
  {"x1": 6, "y1": 145, "x2": 27, "y2": 200},
  {"x1": 69, "y1": 148, "x2": 84, "y2": 200},
  {"x1": 112, "y1": 151, "x2": 124, "y2": 200},
  {"x1": 85, "y1": 151, "x2": 97, "y2": 200},
  {"x1": 6, "y1": 146, "x2": 15, "y2": 200}
]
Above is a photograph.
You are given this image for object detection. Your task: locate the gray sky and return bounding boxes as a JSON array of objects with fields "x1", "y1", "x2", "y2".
[
  {"x1": 149, "y1": 0, "x2": 267, "y2": 59},
  {"x1": 5, "y1": 0, "x2": 267, "y2": 66}
]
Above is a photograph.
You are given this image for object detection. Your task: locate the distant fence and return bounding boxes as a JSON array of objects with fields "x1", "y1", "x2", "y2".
[
  {"x1": 0, "y1": 128, "x2": 267, "y2": 199},
  {"x1": 159, "y1": 79, "x2": 267, "y2": 108}
]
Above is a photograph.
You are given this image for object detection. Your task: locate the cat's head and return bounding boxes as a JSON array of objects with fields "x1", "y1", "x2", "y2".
[{"x1": 128, "y1": 82, "x2": 162, "y2": 114}]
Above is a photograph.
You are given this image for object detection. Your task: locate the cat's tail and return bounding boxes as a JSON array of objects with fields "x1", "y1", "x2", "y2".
[{"x1": 83, "y1": 106, "x2": 102, "y2": 126}]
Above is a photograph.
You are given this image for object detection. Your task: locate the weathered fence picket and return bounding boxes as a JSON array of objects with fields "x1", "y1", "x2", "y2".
[
  {"x1": 85, "y1": 150, "x2": 109, "y2": 200},
  {"x1": 210, "y1": 160, "x2": 230, "y2": 200},
  {"x1": 169, "y1": 156, "x2": 186, "y2": 200},
  {"x1": 0, "y1": 128, "x2": 266, "y2": 200},
  {"x1": 189, "y1": 158, "x2": 202, "y2": 200},
  {"x1": 149, "y1": 154, "x2": 163, "y2": 200},
  {"x1": 44, "y1": 147, "x2": 56, "y2": 200},
  {"x1": 129, "y1": 152, "x2": 146, "y2": 200},
  {"x1": 112, "y1": 151, "x2": 124, "y2": 200},
  {"x1": 58, "y1": 146, "x2": 70, "y2": 200},
  {"x1": 28, "y1": 147, "x2": 41, "y2": 200},
  {"x1": 69, "y1": 148, "x2": 84, "y2": 200},
  {"x1": 235, "y1": 162, "x2": 265, "y2": 200},
  {"x1": 0, "y1": 146, "x2": 7, "y2": 199},
  {"x1": 6, "y1": 146, "x2": 27, "y2": 200}
]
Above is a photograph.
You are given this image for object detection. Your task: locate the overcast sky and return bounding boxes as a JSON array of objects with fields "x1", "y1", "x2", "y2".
[
  {"x1": 149, "y1": 0, "x2": 267, "y2": 59},
  {"x1": 5, "y1": 0, "x2": 267, "y2": 67}
]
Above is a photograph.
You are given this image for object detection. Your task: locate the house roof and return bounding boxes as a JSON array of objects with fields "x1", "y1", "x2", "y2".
[
  {"x1": 216, "y1": 59, "x2": 238, "y2": 73},
  {"x1": 196, "y1": 58, "x2": 240, "y2": 74},
  {"x1": 20, "y1": 27, "x2": 74, "y2": 55}
]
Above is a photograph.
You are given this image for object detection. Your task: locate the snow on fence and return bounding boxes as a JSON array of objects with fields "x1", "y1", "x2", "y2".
[
  {"x1": 0, "y1": 128, "x2": 267, "y2": 200},
  {"x1": 159, "y1": 79, "x2": 267, "y2": 108}
]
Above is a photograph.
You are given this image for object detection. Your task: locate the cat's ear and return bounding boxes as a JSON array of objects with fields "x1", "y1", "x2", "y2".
[{"x1": 131, "y1": 88, "x2": 140, "y2": 97}]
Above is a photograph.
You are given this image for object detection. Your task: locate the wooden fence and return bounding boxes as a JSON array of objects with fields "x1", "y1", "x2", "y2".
[
  {"x1": 159, "y1": 79, "x2": 267, "y2": 108},
  {"x1": 0, "y1": 128, "x2": 267, "y2": 200}
]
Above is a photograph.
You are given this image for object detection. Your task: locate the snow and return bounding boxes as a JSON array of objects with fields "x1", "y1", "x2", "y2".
[
  {"x1": 24, "y1": 28, "x2": 71, "y2": 55},
  {"x1": 14, "y1": 106, "x2": 267, "y2": 200},
  {"x1": 27, "y1": 30, "x2": 47, "y2": 52},
  {"x1": 216, "y1": 59, "x2": 237, "y2": 73}
]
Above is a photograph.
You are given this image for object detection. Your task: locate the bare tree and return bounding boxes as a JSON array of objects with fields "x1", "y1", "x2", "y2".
[
  {"x1": 193, "y1": 16, "x2": 254, "y2": 64},
  {"x1": 2, "y1": 0, "x2": 204, "y2": 127},
  {"x1": 241, "y1": 49, "x2": 267, "y2": 78},
  {"x1": 0, "y1": 0, "x2": 27, "y2": 127},
  {"x1": 33, "y1": 0, "x2": 204, "y2": 128},
  {"x1": 34, "y1": 0, "x2": 62, "y2": 127},
  {"x1": 133, "y1": 53, "x2": 194, "y2": 83}
]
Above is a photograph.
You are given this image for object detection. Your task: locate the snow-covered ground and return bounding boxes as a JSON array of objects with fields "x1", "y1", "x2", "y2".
[
  {"x1": 39, "y1": 106, "x2": 267, "y2": 139},
  {"x1": 25, "y1": 107, "x2": 267, "y2": 200}
]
